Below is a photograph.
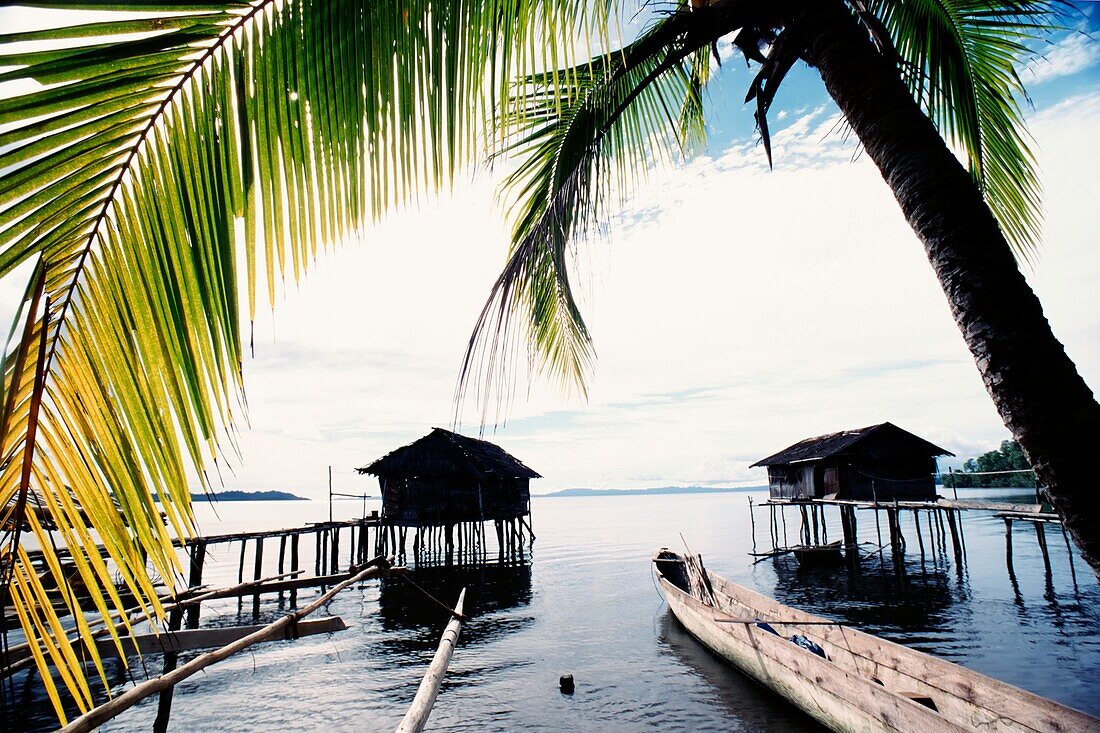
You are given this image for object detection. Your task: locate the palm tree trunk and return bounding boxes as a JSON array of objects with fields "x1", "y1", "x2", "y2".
[{"x1": 793, "y1": 0, "x2": 1100, "y2": 571}]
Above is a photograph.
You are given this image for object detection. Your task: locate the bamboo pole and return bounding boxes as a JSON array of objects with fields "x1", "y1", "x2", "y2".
[
  {"x1": 2, "y1": 571, "x2": 306, "y2": 678},
  {"x1": 394, "y1": 588, "x2": 466, "y2": 733},
  {"x1": 57, "y1": 558, "x2": 393, "y2": 733}
]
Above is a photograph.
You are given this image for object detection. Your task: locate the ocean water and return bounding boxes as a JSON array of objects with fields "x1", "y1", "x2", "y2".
[{"x1": 13, "y1": 489, "x2": 1100, "y2": 731}]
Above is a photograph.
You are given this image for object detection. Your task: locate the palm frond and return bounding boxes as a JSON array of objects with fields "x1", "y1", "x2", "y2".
[
  {"x1": 460, "y1": 4, "x2": 725, "y2": 414},
  {"x1": 0, "y1": 0, "x2": 613, "y2": 722},
  {"x1": 864, "y1": 0, "x2": 1065, "y2": 259}
]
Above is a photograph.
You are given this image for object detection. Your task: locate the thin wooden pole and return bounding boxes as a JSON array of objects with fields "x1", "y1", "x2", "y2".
[
  {"x1": 59, "y1": 559, "x2": 392, "y2": 733},
  {"x1": 252, "y1": 537, "x2": 264, "y2": 617},
  {"x1": 1060, "y1": 521, "x2": 1080, "y2": 591},
  {"x1": 914, "y1": 509, "x2": 926, "y2": 565},
  {"x1": 237, "y1": 540, "x2": 247, "y2": 584},
  {"x1": 1034, "y1": 521, "x2": 1053, "y2": 579},
  {"x1": 290, "y1": 534, "x2": 300, "y2": 606},
  {"x1": 945, "y1": 509, "x2": 963, "y2": 569},
  {"x1": 152, "y1": 605, "x2": 183, "y2": 733},
  {"x1": 770, "y1": 505, "x2": 777, "y2": 551},
  {"x1": 394, "y1": 589, "x2": 467, "y2": 733},
  {"x1": 185, "y1": 542, "x2": 206, "y2": 628},
  {"x1": 278, "y1": 535, "x2": 287, "y2": 602},
  {"x1": 748, "y1": 497, "x2": 757, "y2": 553}
]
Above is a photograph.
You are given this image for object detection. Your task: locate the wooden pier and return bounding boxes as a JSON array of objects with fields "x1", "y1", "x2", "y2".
[{"x1": 748, "y1": 494, "x2": 1078, "y2": 591}]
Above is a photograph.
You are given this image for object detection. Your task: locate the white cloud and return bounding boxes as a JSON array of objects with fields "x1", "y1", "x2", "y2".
[
  {"x1": 1025, "y1": 31, "x2": 1100, "y2": 84},
  {"x1": 132, "y1": 90, "x2": 1100, "y2": 497},
  {"x1": 4, "y1": 67, "x2": 1098, "y2": 503}
]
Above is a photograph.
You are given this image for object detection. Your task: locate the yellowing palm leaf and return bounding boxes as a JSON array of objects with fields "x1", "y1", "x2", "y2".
[{"x1": 0, "y1": 0, "x2": 610, "y2": 722}]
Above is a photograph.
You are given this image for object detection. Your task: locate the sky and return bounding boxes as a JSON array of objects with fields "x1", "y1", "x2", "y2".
[{"x1": 2, "y1": 5, "x2": 1099, "y2": 499}]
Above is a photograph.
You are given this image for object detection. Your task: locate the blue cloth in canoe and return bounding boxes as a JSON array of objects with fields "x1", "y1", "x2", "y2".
[
  {"x1": 755, "y1": 622, "x2": 779, "y2": 636},
  {"x1": 789, "y1": 634, "x2": 827, "y2": 659}
]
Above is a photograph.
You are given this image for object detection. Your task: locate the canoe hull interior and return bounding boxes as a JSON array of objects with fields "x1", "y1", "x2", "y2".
[{"x1": 652, "y1": 550, "x2": 1100, "y2": 733}]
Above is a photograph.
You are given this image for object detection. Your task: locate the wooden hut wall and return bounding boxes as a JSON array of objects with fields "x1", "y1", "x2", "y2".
[
  {"x1": 479, "y1": 477, "x2": 530, "y2": 521},
  {"x1": 380, "y1": 476, "x2": 476, "y2": 526},
  {"x1": 767, "y1": 465, "x2": 817, "y2": 499},
  {"x1": 836, "y1": 456, "x2": 938, "y2": 501},
  {"x1": 380, "y1": 476, "x2": 531, "y2": 526}
]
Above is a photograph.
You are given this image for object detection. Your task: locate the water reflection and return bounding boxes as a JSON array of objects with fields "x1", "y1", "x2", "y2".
[
  {"x1": 377, "y1": 559, "x2": 534, "y2": 653},
  {"x1": 768, "y1": 553, "x2": 968, "y2": 640},
  {"x1": 655, "y1": 613, "x2": 826, "y2": 732}
]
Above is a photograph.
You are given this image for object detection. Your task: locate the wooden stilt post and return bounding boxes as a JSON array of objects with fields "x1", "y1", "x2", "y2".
[
  {"x1": 1060, "y1": 521, "x2": 1079, "y2": 591},
  {"x1": 927, "y1": 510, "x2": 939, "y2": 558},
  {"x1": 956, "y1": 508, "x2": 967, "y2": 556},
  {"x1": 769, "y1": 505, "x2": 777, "y2": 551},
  {"x1": 873, "y1": 505, "x2": 885, "y2": 565},
  {"x1": 840, "y1": 506, "x2": 856, "y2": 560},
  {"x1": 315, "y1": 531, "x2": 323, "y2": 576},
  {"x1": 885, "y1": 508, "x2": 900, "y2": 571},
  {"x1": 913, "y1": 509, "x2": 926, "y2": 566},
  {"x1": 185, "y1": 542, "x2": 206, "y2": 628},
  {"x1": 252, "y1": 537, "x2": 264, "y2": 618},
  {"x1": 331, "y1": 527, "x2": 340, "y2": 574},
  {"x1": 290, "y1": 534, "x2": 300, "y2": 606},
  {"x1": 748, "y1": 498, "x2": 757, "y2": 553},
  {"x1": 780, "y1": 506, "x2": 788, "y2": 548},
  {"x1": 238, "y1": 540, "x2": 247, "y2": 584},
  {"x1": 153, "y1": 604, "x2": 184, "y2": 733},
  {"x1": 1034, "y1": 521, "x2": 1052, "y2": 579},
  {"x1": 1004, "y1": 517, "x2": 1014, "y2": 570},
  {"x1": 945, "y1": 509, "x2": 963, "y2": 569},
  {"x1": 277, "y1": 535, "x2": 287, "y2": 602}
]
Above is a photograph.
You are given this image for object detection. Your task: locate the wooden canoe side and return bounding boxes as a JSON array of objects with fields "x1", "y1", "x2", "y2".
[
  {"x1": 657, "y1": 552, "x2": 1100, "y2": 733},
  {"x1": 705, "y1": 573, "x2": 1100, "y2": 733},
  {"x1": 660, "y1": 575, "x2": 968, "y2": 733}
]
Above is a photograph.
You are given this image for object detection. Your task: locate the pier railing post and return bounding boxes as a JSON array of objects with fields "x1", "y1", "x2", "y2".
[{"x1": 185, "y1": 542, "x2": 206, "y2": 628}]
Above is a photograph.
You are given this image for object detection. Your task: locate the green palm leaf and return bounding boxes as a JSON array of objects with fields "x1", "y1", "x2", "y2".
[
  {"x1": 460, "y1": 4, "x2": 718, "y2": 411},
  {"x1": 467, "y1": 0, "x2": 1060, "y2": 407},
  {"x1": 863, "y1": 0, "x2": 1065, "y2": 258},
  {"x1": 0, "y1": 0, "x2": 610, "y2": 722}
]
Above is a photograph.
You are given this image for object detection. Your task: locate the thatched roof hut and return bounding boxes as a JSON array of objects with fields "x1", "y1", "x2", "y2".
[
  {"x1": 751, "y1": 422, "x2": 952, "y2": 502},
  {"x1": 356, "y1": 428, "x2": 539, "y2": 528}
]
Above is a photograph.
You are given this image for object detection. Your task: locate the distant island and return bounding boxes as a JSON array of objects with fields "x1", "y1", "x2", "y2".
[
  {"x1": 189, "y1": 490, "x2": 309, "y2": 502},
  {"x1": 536, "y1": 485, "x2": 766, "y2": 498}
]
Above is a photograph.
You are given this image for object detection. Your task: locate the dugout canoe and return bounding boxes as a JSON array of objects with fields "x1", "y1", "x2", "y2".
[{"x1": 653, "y1": 549, "x2": 1099, "y2": 733}]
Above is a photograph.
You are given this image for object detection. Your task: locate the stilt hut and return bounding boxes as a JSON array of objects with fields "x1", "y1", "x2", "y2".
[
  {"x1": 356, "y1": 428, "x2": 539, "y2": 557},
  {"x1": 751, "y1": 422, "x2": 952, "y2": 502}
]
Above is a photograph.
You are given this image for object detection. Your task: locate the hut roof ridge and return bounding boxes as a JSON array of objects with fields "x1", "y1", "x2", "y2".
[
  {"x1": 356, "y1": 427, "x2": 541, "y2": 480},
  {"x1": 750, "y1": 422, "x2": 953, "y2": 467}
]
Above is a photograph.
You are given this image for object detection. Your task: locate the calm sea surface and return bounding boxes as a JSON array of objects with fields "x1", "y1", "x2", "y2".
[{"x1": 18, "y1": 489, "x2": 1100, "y2": 731}]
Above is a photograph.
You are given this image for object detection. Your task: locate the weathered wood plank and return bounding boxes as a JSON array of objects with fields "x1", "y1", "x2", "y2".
[{"x1": 96, "y1": 616, "x2": 347, "y2": 659}]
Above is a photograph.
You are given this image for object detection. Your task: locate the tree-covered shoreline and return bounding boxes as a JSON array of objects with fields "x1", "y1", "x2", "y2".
[{"x1": 944, "y1": 441, "x2": 1037, "y2": 489}]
